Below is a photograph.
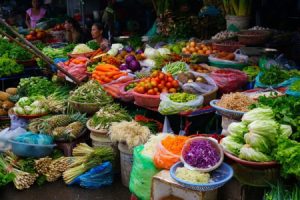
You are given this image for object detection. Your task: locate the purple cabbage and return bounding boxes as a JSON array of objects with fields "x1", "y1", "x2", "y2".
[
  {"x1": 125, "y1": 46, "x2": 134, "y2": 52},
  {"x1": 129, "y1": 60, "x2": 141, "y2": 72},
  {"x1": 183, "y1": 140, "x2": 220, "y2": 169},
  {"x1": 125, "y1": 55, "x2": 136, "y2": 64},
  {"x1": 119, "y1": 63, "x2": 129, "y2": 70},
  {"x1": 136, "y1": 49, "x2": 143, "y2": 54}
]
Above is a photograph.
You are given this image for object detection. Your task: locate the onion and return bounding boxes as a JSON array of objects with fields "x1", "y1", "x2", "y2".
[
  {"x1": 125, "y1": 46, "x2": 134, "y2": 53},
  {"x1": 129, "y1": 60, "x2": 141, "y2": 72},
  {"x1": 120, "y1": 63, "x2": 129, "y2": 70},
  {"x1": 136, "y1": 49, "x2": 143, "y2": 54},
  {"x1": 125, "y1": 55, "x2": 136, "y2": 64}
]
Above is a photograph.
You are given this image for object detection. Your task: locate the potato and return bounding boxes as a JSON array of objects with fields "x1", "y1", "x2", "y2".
[
  {"x1": 2, "y1": 100, "x2": 14, "y2": 109},
  {"x1": 0, "y1": 91, "x2": 10, "y2": 101},
  {"x1": 5, "y1": 88, "x2": 18, "y2": 95}
]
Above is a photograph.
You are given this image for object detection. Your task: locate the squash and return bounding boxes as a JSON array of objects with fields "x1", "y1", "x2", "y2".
[
  {"x1": 5, "y1": 88, "x2": 18, "y2": 95},
  {"x1": 2, "y1": 100, "x2": 14, "y2": 109},
  {"x1": 0, "y1": 91, "x2": 10, "y2": 101}
]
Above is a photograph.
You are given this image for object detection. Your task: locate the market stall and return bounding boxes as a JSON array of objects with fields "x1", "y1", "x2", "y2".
[{"x1": 0, "y1": 0, "x2": 300, "y2": 199}]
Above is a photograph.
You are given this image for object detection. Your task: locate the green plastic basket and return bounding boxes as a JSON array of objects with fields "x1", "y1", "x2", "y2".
[{"x1": 209, "y1": 60, "x2": 247, "y2": 70}]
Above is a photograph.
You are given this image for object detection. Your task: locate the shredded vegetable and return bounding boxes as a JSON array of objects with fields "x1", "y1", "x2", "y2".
[{"x1": 161, "y1": 135, "x2": 188, "y2": 155}]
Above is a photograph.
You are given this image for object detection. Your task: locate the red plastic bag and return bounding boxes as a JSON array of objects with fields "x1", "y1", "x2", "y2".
[
  {"x1": 210, "y1": 69, "x2": 248, "y2": 94},
  {"x1": 57, "y1": 57, "x2": 89, "y2": 81}
]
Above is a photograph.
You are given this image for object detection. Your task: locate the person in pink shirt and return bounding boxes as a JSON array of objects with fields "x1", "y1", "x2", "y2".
[{"x1": 25, "y1": 0, "x2": 46, "y2": 29}]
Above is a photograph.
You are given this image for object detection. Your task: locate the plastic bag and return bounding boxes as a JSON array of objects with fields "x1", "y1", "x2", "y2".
[
  {"x1": 210, "y1": 69, "x2": 248, "y2": 94},
  {"x1": 14, "y1": 132, "x2": 54, "y2": 145},
  {"x1": 181, "y1": 72, "x2": 217, "y2": 95},
  {"x1": 221, "y1": 116, "x2": 238, "y2": 136},
  {"x1": 255, "y1": 73, "x2": 297, "y2": 88},
  {"x1": 153, "y1": 141, "x2": 180, "y2": 169},
  {"x1": 0, "y1": 127, "x2": 26, "y2": 151},
  {"x1": 70, "y1": 162, "x2": 113, "y2": 189},
  {"x1": 286, "y1": 78, "x2": 300, "y2": 97},
  {"x1": 129, "y1": 145, "x2": 160, "y2": 200},
  {"x1": 158, "y1": 93, "x2": 204, "y2": 115},
  {"x1": 9, "y1": 112, "x2": 28, "y2": 130}
]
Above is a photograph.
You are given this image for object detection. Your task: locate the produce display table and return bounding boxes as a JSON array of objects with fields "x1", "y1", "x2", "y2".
[
  {"x1": 151, "y1": 170, "x2": 218, "y2": 200},
  {"x1": 0, "y1": 66, "x2": 42, "y2": 90}
]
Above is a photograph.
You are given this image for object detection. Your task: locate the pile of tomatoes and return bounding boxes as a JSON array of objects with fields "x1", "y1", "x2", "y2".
[{"x1": 134, "y1": 71, "x2": 180, "y2": 95}]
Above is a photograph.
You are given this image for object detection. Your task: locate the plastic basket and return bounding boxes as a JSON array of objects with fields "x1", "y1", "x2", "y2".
[
  {"x1": 212, "y1": 41, "x2": 244, "y2": 53},
  {"x1": 170, "y1": 162, "x2": 234, "y2": 191},
  {"x1": 208, "y1": 52, "x2": 248, "y2": 70},
  {"x1": 133, "y1": 92, "x2": 160, "y2": 108},
  {"x1": 118, "y1": 143, "x2": 133, "y2": 188},
  {"x1": 210, "y1": 100, "x2": 245, "y2": 120},
  {"x1": 237, "y1": 30, "x2": 271, "y2": 46},
  {"x1": 86, "y1": 119, "x2": 108, "y2": 136},
  {"x1": 119, "y1": 80, "x2": 139, "y2": 102}
]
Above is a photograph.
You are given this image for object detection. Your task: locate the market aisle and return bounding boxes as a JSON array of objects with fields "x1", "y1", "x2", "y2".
[{"x1": 0, "y1": 179, "x2": 131, "y2": 200}]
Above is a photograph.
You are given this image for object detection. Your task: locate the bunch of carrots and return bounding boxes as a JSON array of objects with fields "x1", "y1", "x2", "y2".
[{"x1": 92, "y1": 64, "x2": 127, "y2": 84}]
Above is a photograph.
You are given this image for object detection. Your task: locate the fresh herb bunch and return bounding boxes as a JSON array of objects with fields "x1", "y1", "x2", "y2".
[
  {"x1": 251, "y1": 95, "x2": 300, "y2": 140},
  {"x1": 264, "y1": 181, "x2": 300, "y2": 200},
  {"x1": 289, "y1": 80, "x2": 300, "y2": 92},
  {"x1": 0, "y1": 56, "x2": 24, "y2": 77},
  {"x1": 17, "y1": 77, "x2": 57, "y2": 97},
  {"x1": 86, "y1": 40, "x2": 100, "y2": 50},
  {"x1": 89, "y1": 103, "x2": 131, "y2": 130},
  {"x1": 260, "y1": 65, "x2": 290, "y2": 85},
  {"x1": 0, "y1": 159, "x2": 15, "y2": 187},
  {"x1": 9, "y1": 44, "x2": 33, "y2": 60},
  {"x1": 69, "y1": 80, "x2": 113, "y2": 104}
]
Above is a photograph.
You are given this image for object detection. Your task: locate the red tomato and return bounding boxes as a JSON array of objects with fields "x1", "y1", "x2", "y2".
[
  {"x1": 157, "y1": 83, "x2": 164, "y2": 90},
  {"x1": 136, "y1": 87, "x2": 145, "y2": 94},
  {"x1": 147, "y1": 89, "x2": 155, "y2": 95},
  {"x1": 153, "y1": 87, "x2": 159, "y2": 93},
  {"x1": 166, "y1": 82, "x2": 172, "y2": 89},
  {"x1": 160, "y1": 80, "x2": 166, "y2": 86},
  {"x1": 169, "y1": 88, "x2": 177, "y2": 93},
  {"x1": 172, "y1": 80, "x2": 179, "y2": 88},
  {"x1": 150, "y1": 81, "x2": 157, "y2": 87},
  {"x1": 162, "y1": 87, "x2": 169, "y2": 93},
  {"x1": 158, "y1": 73, "x2": 165, "y2": 80},
  {"x1": 167, "y1": 77, "x2": 174, "y2": 82}
]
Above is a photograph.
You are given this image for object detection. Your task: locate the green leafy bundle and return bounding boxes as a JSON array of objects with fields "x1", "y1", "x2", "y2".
[
  {"x1": 0, "y1": 56, "x2": 24, "y2": 77},
  {"x1": 17, "y1": 77, "x2": 57, "y2": 97},
  {"x1": 260, "y1": 65, "x2": 290, "y2": 85}
]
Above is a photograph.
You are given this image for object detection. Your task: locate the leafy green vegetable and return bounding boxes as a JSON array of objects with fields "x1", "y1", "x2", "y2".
[
  {"x1": 17, "y1": 158, "x2": 36, "y2": 174},
  {"x1": 169, "y1": 93, "x2": 197, "y2": 103},
  {"x1": 227, "y1": 122, "x2": 248, "y2": 143},
  {"x1": 289, "y1": 80, "x2": 300, "y2": 91},
  {"x1": 274, "y1": 136, "x2": 300, "y2": 177},
  {"x1": 37, "y1": 47, "x2": 67, "y2": 68},
  {"x1": 9, "y1": 44, "x2": 33, "y2": 60},
  {"x1": 248, "y1": 120, "x2": 279, "y2": 143},
  {"x1": 242, "y1": 108, "x2": 274, "y2": 124},
  {"x1": 260, "y1": 65, "x2": 290, "y2": 85},
  {"x1": 243, "y1": 66, "x2": 260, "y2": 81},
  {"x1": 264, "y1": 181, "x2": 300, "y2": 200},
  {"x1": 251, "y1": 96, "x2": 300, "y2": 140},
  {"x1": 239, "y1": 144, "x2": 272, "y2": 162},
  {"x1": 86, "y1": 40, "x2": 100, "y2": 50},
  {"x1": 220, "y1": 136, "x2": 244, "y2": 156},
  {"x1": 17, "y1": 77, "x2": 57, "y2": 97},
  {"x1": 0, "y1": 56, "x2": 24, "y2": 77},
  {"x1": 244, "y1": 132, "x2": 271, "y2": 154}
]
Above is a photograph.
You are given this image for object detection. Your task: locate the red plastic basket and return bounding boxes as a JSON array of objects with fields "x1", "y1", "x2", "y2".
[
  {"x1": 132, "y1": 92, "x2": 160, "y2": 108},
  {"x1": 119, "y1": 81, "x2": 138, "y2": 102},
  {"x1": 212, "y1": 41, "x2": 244, "y2": 53}
]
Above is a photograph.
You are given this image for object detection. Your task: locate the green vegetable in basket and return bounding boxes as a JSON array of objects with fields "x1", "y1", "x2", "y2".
[
  {"x1": 248, "y1": 120, "x2": 279, "y2": 143},
  {"x1": 227, "y1": 122, "x2": 248, "y2": 143},
  {"x1": 125, "y1": 82, "x2": 138, "y2": 91},
  {"x1": 169, "y1": 93, "x2": 197, "y2": 103},
  {"x1": 260, "y1": 65, "x2": 290, "y2": 86},
  {"x1": 243, "y1": 66, "x2": 260, "y2": 81},
  {"x1": 289, "y1": 80, "x2": 300, "y2": 91},
  {"x1": 164, "y1": 61, "x2": 188, "y2": 76},
  {"x1": 244, "y1": 132, "x2": 271, "y2": 154},
  {"x1": 239, "y1": 144, "x2": 272, "y2": 162},
  {"x1": 242, "y1": 108, "x2": 274, "y2": 124},
  {"x1": 220, "y1": 136, "x2": 244, "y2": 156}
]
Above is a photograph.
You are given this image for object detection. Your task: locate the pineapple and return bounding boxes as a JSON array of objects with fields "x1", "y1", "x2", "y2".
[
  {"x1": 65, "y1": 122, "x2": 84, "y2": 138},
  {"x1": 52, "y1": 127, "x2": 66, "y2": 137},
  {"x1": 39, "y1": 115, "x2": 73, "y2": 134},
  {"x1": 28, "y1": 118, "x2": 45, "y2": 133}
]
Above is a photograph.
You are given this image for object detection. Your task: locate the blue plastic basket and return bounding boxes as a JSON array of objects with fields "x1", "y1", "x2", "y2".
[
  {"x1": 170, "y1": 162, "x2": 233, "y2": 191},
  {"x1": 210, "y1": 100, "x2": 245, "y2": 120}
]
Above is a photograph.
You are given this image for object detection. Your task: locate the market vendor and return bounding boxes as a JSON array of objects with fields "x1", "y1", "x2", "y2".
[
  {"x1": 25, "y1": 0, "x2": 46, "y2": 29},
  {"x1": 91, "y1": 23, "x2": 110, "y2": 51},
  {"x1": 64, "y1": 17, "x2": 83, "y2": 44}
]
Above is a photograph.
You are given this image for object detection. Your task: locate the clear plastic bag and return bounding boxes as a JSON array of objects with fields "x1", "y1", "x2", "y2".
[
  {"x1": 9, "y1": 112, "x2": 28, "y2": 130},
  {"x1": 129, "y1": 145, "x2": 160, "y2": 200},
  {"x1": 0, "y1": 127, "x2": 26, "y2": 151},
  {"x1": 158, "y1": 93, "x2": 204, "y2": 115},
  {"x1": 70, "y1": 162, "x2": 113, "y2": 189},
  {"x1": 153, "y1": 142, "x2": 180, "y2": 169},
  {"x1": 181, "y1": 72, "x2": 217, "y2": 95},
  {"x1": 210, "y1": 69, "x2": 248, "y2": 94}
]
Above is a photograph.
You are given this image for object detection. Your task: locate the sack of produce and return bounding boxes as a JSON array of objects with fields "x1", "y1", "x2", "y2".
[
  {"x1": 154, "y1": 135, "x2": 188, "y2": 169},
  {"x1": 210, "y1": 69, "x2": 248, "y2": 94},
  {"x1": 286, "y1": 79, "x2": 300, "y2": 97},
  {"x1": 177, "y1": 72, "x2": 217, "y2": 95},
  {"x1": 158, "y1": 93, "x2": 203, "y2": 115},
  {"x1": 70, "y1": 162, "x2": 113, "y2": 188},
  {"x1": 129, "y1": 145, "x2": 160, "y2": 200}
]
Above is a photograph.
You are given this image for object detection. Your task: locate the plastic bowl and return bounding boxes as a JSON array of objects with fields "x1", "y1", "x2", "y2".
[
  {"x1": 68, "y1": 99, "x2": 100, "y2": 115},
  {"x1": 210, "y1": 99, "x2": 245, "y2": 120},
  {"x1": 170, "y1": 162, "x2": 233, "y2": 191},
  {"x1": 9, "y1": 139, "x2": 56, "y2": 158},
  {"x1": 181, "y1": 137, "x2": 224, "y2": 172}
]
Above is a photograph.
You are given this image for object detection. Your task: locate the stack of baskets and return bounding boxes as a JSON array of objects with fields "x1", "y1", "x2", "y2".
[{"x1": 86, "y1": 120, "x2": 113, "y2": 148}]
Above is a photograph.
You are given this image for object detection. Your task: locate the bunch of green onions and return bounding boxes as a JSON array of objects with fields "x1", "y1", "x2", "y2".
[
  {"x1": 63, "y1": 143, "x2": 115, "y2": 184},
  {"x1": 223, "y1": 0, "x2": 252, "y2": 16}
]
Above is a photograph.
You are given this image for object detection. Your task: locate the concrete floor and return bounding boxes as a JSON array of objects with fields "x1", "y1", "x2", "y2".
[{"x1": 0, "y1": 179, "x2": 131, "y2": 200}]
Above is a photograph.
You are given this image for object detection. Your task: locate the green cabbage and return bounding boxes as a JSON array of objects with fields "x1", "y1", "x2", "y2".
[
  {"x1": 248, "y1": 120, "x2": 279, "y2": 143},
  {"x1": 220, "y1": 136, "x2": 244, "y2": 156},
  {"x1": 228, "y1": 122, "x2": 248, "y2": 143},
  {"x1": 17, "y1": 97, "x2": 32, "y2": 107},
  {"x1": 279, "y1": 124, "x2": 292, "y2": 138},
  {"x1": 239, "y1": 144, "x2": 272, "y2": 162},
  {"x1": 244, "y1": 132, "x2": 271, "y2": 154},
  {"x1": 242, "y1": 108, "x2": 274, "y2": 124}
]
